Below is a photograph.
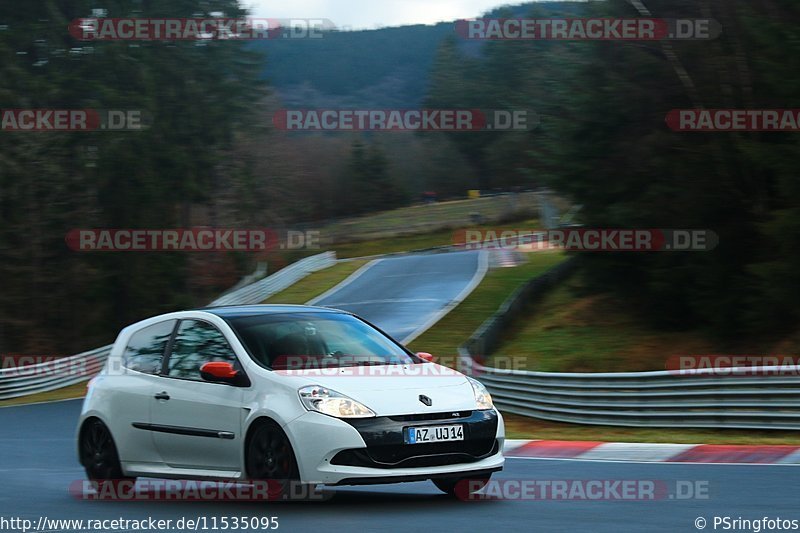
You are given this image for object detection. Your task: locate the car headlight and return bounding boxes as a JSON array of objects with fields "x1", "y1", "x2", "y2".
[
  {"x1": 468, "y1": 377, "x2": 494, "y2": 410},
  {"x1": 298, "y1": 386, "x2": 376, "y2": 418}
]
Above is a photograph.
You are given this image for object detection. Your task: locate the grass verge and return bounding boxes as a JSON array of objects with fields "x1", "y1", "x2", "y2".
[
  {"x1": 407, "y1": 252, "x2": 566, "y2": 356},
  {"x1": 502, "y1": 412, "x2": 800, "y2": 445},
  {"x1": 0, "y1": 381, "x2": 87, "y2": 407},
  {"x1": 334, "y1": 229, "x2": 463, "y2": 259},
  {"x1": 488, "y1": 276, "x2": 723, "y2": 373},
  {"x1": 332, "y1": 217, "x2": 540, "y2": 259},
  {"x1": 263, "y1": 260, "x2": 368, "y2": 304},
  {"x1": 322, "y1": 193, "x2": 538, "y2": 243}
]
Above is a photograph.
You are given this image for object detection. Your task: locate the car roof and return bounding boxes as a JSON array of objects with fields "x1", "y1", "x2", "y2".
[{"x1": 198, "y1": 304, "x2": 347, "y2": 319}]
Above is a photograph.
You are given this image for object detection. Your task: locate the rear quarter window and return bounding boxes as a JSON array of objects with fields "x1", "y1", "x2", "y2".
[{"x1": 123, "y1": 320, "x2": 176, "y2": 375}]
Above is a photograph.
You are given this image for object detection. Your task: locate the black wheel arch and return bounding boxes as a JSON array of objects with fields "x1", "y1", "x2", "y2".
[{"x1": 243, "y1": 416, "x2": 297, "y2": 478}]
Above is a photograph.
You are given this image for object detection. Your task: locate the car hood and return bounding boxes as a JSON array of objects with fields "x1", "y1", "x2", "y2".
[{"x1": 277, "y1": 363, "x2": 478, "y2": 416}]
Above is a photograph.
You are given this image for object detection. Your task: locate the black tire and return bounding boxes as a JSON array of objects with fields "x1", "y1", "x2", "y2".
[
  {"x1": 433, "y1": 474, "x2": 492, "y2": 498},
  {"x1": 79, "y1": 419, "x2": 132, "y2": 488},
  {"x1": 246, "y1": 421, "x2": 302, "y2": 500}
]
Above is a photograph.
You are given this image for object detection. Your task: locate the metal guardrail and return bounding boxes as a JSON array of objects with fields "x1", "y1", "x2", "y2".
[
  {"x1": 0, "y1": 252, "x2": 337, "y2": 401},
  {"x1": 472, "y1": 363, "x2": 800, "y2": 431},
  {"x1": 0, "y1": 346, "x2": 111, "y2": 400},
  {"x1": 461, "y1": 259, "x2": 577, "y2": 359},
  {"x1": 209, "y1": 252, "x2": 337, "y2": 306},
  {"x1": 459, "y1": 258, "x2": 800, "y2": 431}
]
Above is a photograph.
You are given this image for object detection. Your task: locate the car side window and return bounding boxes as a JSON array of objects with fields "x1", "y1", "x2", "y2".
[
  {"x1": 123, "y1": 320, "x2": 176, "y2": 375},
  {"x1": 167, "y1": 320, "x2": 237, "y2": 381}
]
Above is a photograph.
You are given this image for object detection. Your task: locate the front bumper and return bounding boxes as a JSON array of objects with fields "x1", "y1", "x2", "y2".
[{"x1": 284, "y1": 409, "x2": 505, "y2": 485}]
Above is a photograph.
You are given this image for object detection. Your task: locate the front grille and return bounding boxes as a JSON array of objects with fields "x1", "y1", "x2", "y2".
[
  {"x1": 332, "y1": 438, "x2": 499, "y2": 469},
  {"x1": 388, "y1": 411, "x2": 473, "y2": 422},
  {"x1": 337, "y1": 409, "x2": 499, "y2": 468}
]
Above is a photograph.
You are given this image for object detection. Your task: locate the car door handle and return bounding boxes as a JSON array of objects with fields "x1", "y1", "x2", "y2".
[{"x1": 154, "y1": 392, "x2": 170, "y2": 401}]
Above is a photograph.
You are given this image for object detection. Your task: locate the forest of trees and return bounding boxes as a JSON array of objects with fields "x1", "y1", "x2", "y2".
[
  {"x1": 0, "y1": 1, "x2": 269, "y2": 352},
  {"x1": 427, "y1": 0, "x2": 800, "y2": 340},
  {"x1": 1, "y1": 0, "x2": 799, "y2": 354}
]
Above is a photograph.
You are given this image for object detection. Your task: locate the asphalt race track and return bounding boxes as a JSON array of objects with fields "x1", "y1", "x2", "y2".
[
  {"x1": 2, "y1": 399, "x2": 799, "y2": 532},
  {"x1": 309, "y1": 251, "x2": 487, "y2": 343}
]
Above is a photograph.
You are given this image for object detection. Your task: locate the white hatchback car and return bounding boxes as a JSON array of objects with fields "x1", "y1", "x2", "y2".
[{"x1": 77, "y1": 305, "x2": 505, "y2": 497}]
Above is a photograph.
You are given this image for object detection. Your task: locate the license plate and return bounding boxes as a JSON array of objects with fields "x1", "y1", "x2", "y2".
[{"x1": 405, "y1": 424, "x2": 464, "y2": 444}]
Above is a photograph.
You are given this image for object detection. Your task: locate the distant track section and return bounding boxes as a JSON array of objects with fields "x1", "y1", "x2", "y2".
[{"x1": 310, "y1": 251, "x2": 488, "y2": 343}]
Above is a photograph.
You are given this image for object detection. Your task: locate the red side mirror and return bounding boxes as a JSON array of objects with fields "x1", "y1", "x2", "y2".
[
  {"x1": 200, "y1": 361, "x2": 239, "y2": 383},
  {"x1": 416, "y1": 352, "x2": 435, "y2": 363}
]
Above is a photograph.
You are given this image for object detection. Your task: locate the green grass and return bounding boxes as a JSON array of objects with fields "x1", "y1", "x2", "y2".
[
  {"x1": 333, "y1": 229, "x2": 458, "y2": 259},
  {"x1": 487, "y1": 277, "x2": 722, "y2": 373},
  {"x1": 322, "y1": 193, "x2": 539, "y2": 244},
  {"x1": 333, "y1": 228, "x2": 464, "y2": 259},
  {"x1": 408, "y1": 252, "x2": 567, "y2": 357},
  {"x1": 263, "y1": 260, "x2": 369, "y2": 304},
  {"x1": 332, "y1": 217, "x2": 541, "y2": 259},
  {"x1": 0, "y1": 381, "x2": 87, "y2": 407},
  {"x1": 502, "y1": 413, "x2": 800, "y2": 445}
]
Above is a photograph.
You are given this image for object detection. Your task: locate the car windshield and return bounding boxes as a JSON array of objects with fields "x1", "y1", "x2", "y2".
[{"x1": 225, "y1": 312, "x2": 415, "y2": 370}]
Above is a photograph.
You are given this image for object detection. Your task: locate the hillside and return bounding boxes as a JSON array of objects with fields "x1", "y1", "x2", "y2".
[{"x1": 254, "y1": 1, "x2": 585, "y2": 108}]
